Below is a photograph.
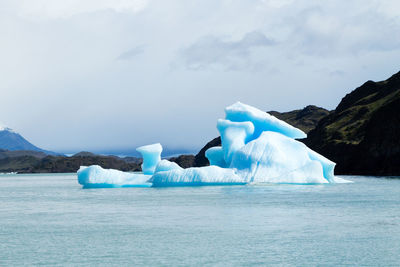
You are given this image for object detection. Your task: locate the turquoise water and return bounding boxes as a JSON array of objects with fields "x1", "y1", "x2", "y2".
[{"x1": 1, "y1": 174, "x2": 399, "y2": 266}]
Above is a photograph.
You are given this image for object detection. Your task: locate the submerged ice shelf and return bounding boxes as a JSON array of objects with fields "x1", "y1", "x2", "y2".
[{"x1": 77, "y1": 102, "x2": 348, "y2": 188}]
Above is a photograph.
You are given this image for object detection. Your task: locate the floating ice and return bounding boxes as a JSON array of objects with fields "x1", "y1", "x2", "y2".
[
  {"x1": 77, "y1": 102, "x2": 346, "y2": 188},
  {"x1": 136, "y1": 143, "x2": 162, "y2": 175},
  {"x1": 229, "y1": 131, "x2": 332, "y2": 184},
  {"x1": 77, "y1": 165, "x2": 151, "y2": 188},
  {"x1": 151, "y1": 165, "x2": 246, "y2": 187},
  {"x1": 225, "y1": 102, "x2": 306, "y2": 140}
]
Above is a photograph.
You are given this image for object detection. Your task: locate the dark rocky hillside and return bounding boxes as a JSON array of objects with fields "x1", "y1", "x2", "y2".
[
  {"x1": 0, "y1": 148, "x2": 197, "y2": 173},
  {"x1": 194, "y1": 105, "x2": 330, "y2": 167},
  {"x1": 194, "y1": 137, "x2": 222, "y2": 167},
  {"x1": 0, "y1": 149, "x2": 47, "y2": 159},
  {"x1": 169, "y1": 154, "x2": 195, "y2": 168},
  {"x1": 304, "y1": 71, "x2": 400, "y2": 175},
  {"x1": 269, "y1": 105, "x2": 330, "y2": 133},
  {"x1": 0, "y1": 151, "x2": 141, "y2": 173}
]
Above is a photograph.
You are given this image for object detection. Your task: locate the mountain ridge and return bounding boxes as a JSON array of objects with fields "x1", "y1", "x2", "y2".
[
  {"x1": 0, "y1": 127, "x2": 58, "y2": 155},
  {"x1": 304, "y1": 71, "x2": 400, "y2": 175}
]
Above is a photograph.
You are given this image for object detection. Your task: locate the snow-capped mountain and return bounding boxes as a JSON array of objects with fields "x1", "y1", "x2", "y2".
[{"x1": 0, "y1": 124, "x2": 56, "y2": 154}]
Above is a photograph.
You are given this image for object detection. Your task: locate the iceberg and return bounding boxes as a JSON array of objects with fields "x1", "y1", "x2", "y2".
[
  {"x1": 136, "y1": 143, "x2": 162, "y2": 175},
  {"x1": 153, "y1": 102, "x2": 340, "y2": 186},
  {"x1": 77, "y1": 165, "x2": 151, "y2": 188},
  {"x1": 151, "y1": 165, "x2": 246, "y2": 187},
  {"x1": 77, "y1": 102, "x2": 347, "y2": 188}
]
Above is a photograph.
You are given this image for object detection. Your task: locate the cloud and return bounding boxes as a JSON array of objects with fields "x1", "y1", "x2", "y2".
[
  {"x1": 329, "y1": 70, "x2": 346, "y2": 77},
  {"x1": 17, "y1": 0, "x2": 148, "y2": 19},
  {"x1": 180, "y1": 31, "x2": 275, "y2": 71},
  {"x1": 2, "y1": 0, "x2": 400, "y2": 152},
  {"x1": 289, "y1": 5, "x2": 400, "y2": 56},
  {"x1": 116, "y1": 45, "x2": 145, "y2": 60},
  {"x1": 261, "y1": 0, "x2": 295, "y2": 8}
]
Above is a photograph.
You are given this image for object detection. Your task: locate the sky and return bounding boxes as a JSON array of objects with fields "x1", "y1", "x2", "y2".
[{"x1": 1, "y1": 0, "x2": 400, "y2": 154}]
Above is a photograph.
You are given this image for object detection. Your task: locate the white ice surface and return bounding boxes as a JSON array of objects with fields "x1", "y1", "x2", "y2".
[
  {"x1": 154, "y1": 159, "x2": 183, "y2": 173},
  {"x1": 230, "y1": 131, "x2": 333, "y2": 184},
  {"x1": 225, "y1": 102, "x2": 306, "y2": 140}
]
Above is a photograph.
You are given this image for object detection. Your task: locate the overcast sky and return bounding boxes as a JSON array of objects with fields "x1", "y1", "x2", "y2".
[{"x1": 1, "y1": 0, "x2": 400, "y2": 154}]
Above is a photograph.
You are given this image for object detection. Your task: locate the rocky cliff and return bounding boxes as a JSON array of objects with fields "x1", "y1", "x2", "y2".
[{"x1": 304, "y1": 71, "x2": 400, "y2": 175}]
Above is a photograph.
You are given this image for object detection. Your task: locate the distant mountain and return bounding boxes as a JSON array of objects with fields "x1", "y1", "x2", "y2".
[
  {"x1": 0, "y1": 125, "x2": 57, "y2": 155},
  {"x1": 194, "y1": 105, "x2": 330, "y2": 167},
  {"x1": 304, "y1": 71, "x2": 400, "y2": 175}
]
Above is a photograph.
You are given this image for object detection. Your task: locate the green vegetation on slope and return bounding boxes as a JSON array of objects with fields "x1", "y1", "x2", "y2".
[{"x1": 306, "y1": 71, "x2": 400, "y2": 175}]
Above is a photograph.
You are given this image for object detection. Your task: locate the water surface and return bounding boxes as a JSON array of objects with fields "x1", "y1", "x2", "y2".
[{"x1": 1, "y1": 174, "x2": 399, "y2": 266}]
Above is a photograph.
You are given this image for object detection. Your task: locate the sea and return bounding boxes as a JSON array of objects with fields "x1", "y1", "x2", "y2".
[{"x1": 0, "y1": 173, "x2": 399, "y2": 266}]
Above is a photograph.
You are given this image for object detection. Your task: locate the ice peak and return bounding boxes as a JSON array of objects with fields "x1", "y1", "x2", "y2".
[{"x1": 225, "y1": 102, "x2": 307, "y2": 139}]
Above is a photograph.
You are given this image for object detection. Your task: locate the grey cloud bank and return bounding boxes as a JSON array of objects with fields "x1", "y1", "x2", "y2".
[
  {"x1": 180, "y1": 31, "x2": 275, "y2": 71},
  {"x1": 1, "y1": 0, "x2": 400, "y2": 154},
  {"x1": 117, "y1": 45, "x2": 146, "y2": 60}
]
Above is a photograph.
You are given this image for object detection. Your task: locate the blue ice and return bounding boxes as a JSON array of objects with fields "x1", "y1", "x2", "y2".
[
  {"x1": 151, "y1": 166, "x2": 246, "y2": 187},
  {"x1": 77, "y1": 165, "x2": 152, "y2": 188},
  {"x1": 77, "y1": 102, "x2": 347, "y2": 188},
  {"x1": 136, "y1": 143, "x2": 162, "y2": 175}
]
